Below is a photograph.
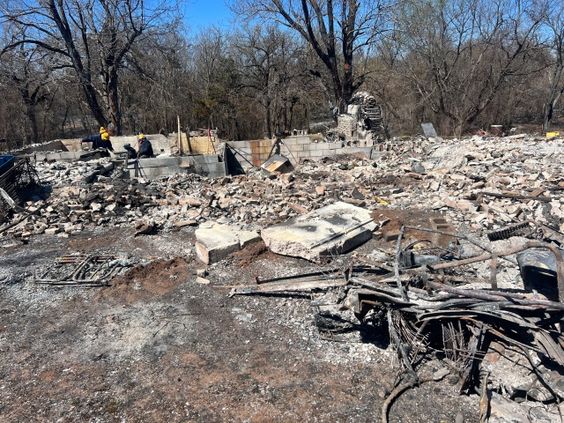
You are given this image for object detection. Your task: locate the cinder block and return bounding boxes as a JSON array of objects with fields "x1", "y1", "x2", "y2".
[
  {"x1": 284, "y1": 144, "x2": 304, "y2": 153},
  {"x1": 282, "y1": 137, "x2": 300, "y2": 146},
  {"x1": 327, "y1": 142, "x2": 343, "y2": 150},
  {"x1": 228, "y1": 141, "x2": 248, "y2": 148},
  {"x1": 192, "y1": 155, "x2": 220, "y2": 165},
  {"x1": 294, "y1": 136, "x2": 312, "y2": 145},
  {"x1": 205, "y1": 163, "x2": 226, "y2": 178},
  {"x1": 308, "y1": 143, "x2": 326, "y2": 152}
]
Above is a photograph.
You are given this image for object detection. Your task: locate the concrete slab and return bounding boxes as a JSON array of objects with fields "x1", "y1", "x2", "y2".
[
  {"x1": 195, "y1": 222, "x2": 260, "y2": 264},
  {"x1": 239, "y1": 230, "x2": 261, "y2": 248},
  {"x1": 261, "y1": 201, "x2": 377, "y2": 262}
]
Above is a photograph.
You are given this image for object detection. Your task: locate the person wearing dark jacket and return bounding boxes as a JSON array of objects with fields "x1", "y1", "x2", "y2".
[
  {"x1": 123, "y1": 144, "x2": 137, "y2": 159},
  {"x1": 81, "y1": 127, "x2": 114, "y2": 151},
  {"x1": 137, "y1": 133, "x2": 154, "y2": 158}
]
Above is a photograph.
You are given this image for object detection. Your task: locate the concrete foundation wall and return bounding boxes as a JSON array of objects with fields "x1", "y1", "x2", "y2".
[
  {"x1": 22, "y1": 134, "x2": 385, "y2": 180},
  {"x1": 226, "y1": 135, "x2": 377, "y2": 168},
  {"x1": 20, "y1": 134, "x2": 172, "y2": 156},
  {"x1": 111, "y1": 134, "x2": 171, "y2": 155},
  {"x1": 15, "y1": 140, "x2": 67, "y2": 154},
  {"x1": 127, "y1": 155, "x2": 225, "y2": 179},
  {"x1": 33, "y1": 151, "x2": 84, "y2": 161}
]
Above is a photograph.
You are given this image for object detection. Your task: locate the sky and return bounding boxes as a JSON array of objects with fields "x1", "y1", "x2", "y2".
[{"x1": 182, "y1": 0, "x2": 235, "y2": 32}]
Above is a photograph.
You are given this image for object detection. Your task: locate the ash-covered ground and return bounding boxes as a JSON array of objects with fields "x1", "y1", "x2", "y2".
[{"x1": 0, "y1": 134, "x2": 562, "y2": 422}]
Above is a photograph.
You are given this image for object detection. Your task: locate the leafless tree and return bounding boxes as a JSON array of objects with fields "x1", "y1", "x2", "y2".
[
  {"x1": 234, "y1": 0, "x2": 392, "y2": 112},
  {"x1": 539, "y1": 0, "x2": 564, "y2": 131},
  {"x1": 1, "y1": 0, "x2": 174, "y2": 134},
  {"x1": 0, "y1": 41, "x2": 52, "y2": 144},
  {"x1": 234, "y1": 26, "x2": 307, "y2": 137},
  {"x1": 390, "y1": 0, "x2": 544, "y2": 135}
]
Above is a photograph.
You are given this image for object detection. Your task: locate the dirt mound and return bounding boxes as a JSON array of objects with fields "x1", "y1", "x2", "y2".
[
  {"x1": 98, "y1": 257, "x2": 191, "y2": 303},
  {"x1": 231, "y1": 241, "x2": 268, "y2": 267}
]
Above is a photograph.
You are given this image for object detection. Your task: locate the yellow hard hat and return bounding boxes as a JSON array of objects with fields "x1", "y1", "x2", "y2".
[
  {"x1": 101, "y1": 131, "x2": 110, "y2": 141},
  {"x1": 99, "y1": 126, "x2": 106, "y2": 134}
]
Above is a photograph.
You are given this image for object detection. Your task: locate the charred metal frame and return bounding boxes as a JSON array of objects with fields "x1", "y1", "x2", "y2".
[{"x1": 34, "y1": 254, "x2": 124, "y2": 287}]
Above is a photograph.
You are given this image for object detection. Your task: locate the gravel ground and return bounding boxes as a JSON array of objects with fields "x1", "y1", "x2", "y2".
[{"x1": 0, "y1": 228, "x2": 480, "y2": 422}]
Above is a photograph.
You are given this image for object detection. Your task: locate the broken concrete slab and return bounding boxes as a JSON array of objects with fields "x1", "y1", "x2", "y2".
[
  {"x1": 195, "y1": 223, "x2": 240, "y2": 265},
  {"x1": 238, "y1": 229, "x2": 261, "y2": 248},
  {"x1": 195, "y1": 222, "x2": 260, "y2": 264},
  {"x1": 261, "y1": 201, "x2": 377, "y2": 262}
]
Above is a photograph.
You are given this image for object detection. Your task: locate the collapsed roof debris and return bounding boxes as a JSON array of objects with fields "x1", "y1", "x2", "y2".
[{"x1": 0, "y1": 132, "x2": 562, "y2": 421}]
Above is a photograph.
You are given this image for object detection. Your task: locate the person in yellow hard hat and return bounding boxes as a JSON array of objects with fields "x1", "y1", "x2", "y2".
[
  {"x1": 136, "y1": 132, "x2": 154, "y2": 158},
  {"x1": 81, "y1": 126, "x2": 114, "y2": 152}
]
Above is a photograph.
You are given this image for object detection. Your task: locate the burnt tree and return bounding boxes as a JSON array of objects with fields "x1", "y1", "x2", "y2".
[
  {"x1": 1, "y1": 0, "x2": 172, "y2": 134},
  {"x1": 541, "y1": 0, "x2": 564, "y2": 131},
  {"x1": 234, "y1": 0, "x2": 391, "y2": 112}
]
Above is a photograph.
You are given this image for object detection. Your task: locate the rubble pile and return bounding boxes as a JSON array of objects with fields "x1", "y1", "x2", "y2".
[
  {"x1": 1, "y1": 135, "x2": 563, "y2": 242},
  {"x1": 0, "y1": 157, "x2": 396, "y2": 237},
  {"x1": 374, "y1": 135, "x2": 564, "y2": 233},
  {"x1": 225, "y1": 136, "x2": 564, "y2": 422}
]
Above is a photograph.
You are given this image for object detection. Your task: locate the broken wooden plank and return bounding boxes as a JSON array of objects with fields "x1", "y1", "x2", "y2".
[{"x1": 423, "y1": 281, "x2": 564, "y2": 310}]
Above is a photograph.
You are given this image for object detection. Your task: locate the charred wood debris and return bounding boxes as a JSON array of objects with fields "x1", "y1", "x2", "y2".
[{"x1": 1, "y1": 134, "x2": 564, "y2": 421}]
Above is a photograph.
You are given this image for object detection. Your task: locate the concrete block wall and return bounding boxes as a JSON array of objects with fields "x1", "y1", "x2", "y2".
[
  {"x1": 226, "y1": 135, "x2": 377, "y2": 168},
  {"x1": 226, "y1": 139, "x2": 273, "y2": 167},
  {"x1": 15, "y1": 140, "x2": 66, "y2": 154},
  {"x1": 127, "y1": 155, "x2": 225, "y2": 179},
  {"x1": 34, "y1": 151, "x2": 84, "y2": 162},
  {"x1": 22, "y1": 134, "x2": 172, "y2": 155},
  {"x1": 103, "y1": 134, "x2": 171, "y2": 155}
]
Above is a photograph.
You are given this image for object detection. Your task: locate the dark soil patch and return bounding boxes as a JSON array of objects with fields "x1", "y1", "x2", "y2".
[
  {"x1": 231, "y1": 241, "x2": 268, "y2": 267},
  {"x1": 99, "y1": 257, "x2": 191, "y2": 303}
]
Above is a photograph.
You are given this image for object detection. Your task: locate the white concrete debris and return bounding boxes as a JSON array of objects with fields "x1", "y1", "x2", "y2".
[
  {"x1": 2, "y1": 134, "x2": 563, "y2": 250},
  {"x1": 261, "y1": 201, "x2": 377, "y2": 262},
  {"x1": 195, "y1": 222, "x2": 260, "y2": 264}
]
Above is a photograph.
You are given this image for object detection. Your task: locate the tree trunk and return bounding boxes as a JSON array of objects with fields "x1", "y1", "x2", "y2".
[
  {"x1": 18, "y1": 85, "x2": 39, "y2": 145},
  {"x1": 24, "y1": 101, "x2": 39, "y2": 145},
  {"x1": 543, "y1": 103, "x2": 553, "y2": 132},
  {"x1": 342, "y1": 63, "x2": 354, "y2": 109},
  {"x1": 265, "y1": 99, "x2": 272, "y2": 138},
  {"x1": 330, "y1": 60, "x2": 344, "y2": 112},
  {"x1": 340, "y1": 0, "x2": 357, "y2": 111},
  {"x1": 543, "y1": 64, "x2": 563, "y2": 133},
  {"x1": 107, "y1": 69, "x2": 122, "y2": 135},
  {"x1": 61, "y1": 105, "x2": 70, "y2": 137},
  {"x1": 80, "y1": 78, "x2": 108, "y2": 128}
]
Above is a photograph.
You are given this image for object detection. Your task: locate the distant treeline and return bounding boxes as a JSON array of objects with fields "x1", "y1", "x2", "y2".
[{"x1": 0, "y1": 0, "x2": 562, "y2": 147}]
